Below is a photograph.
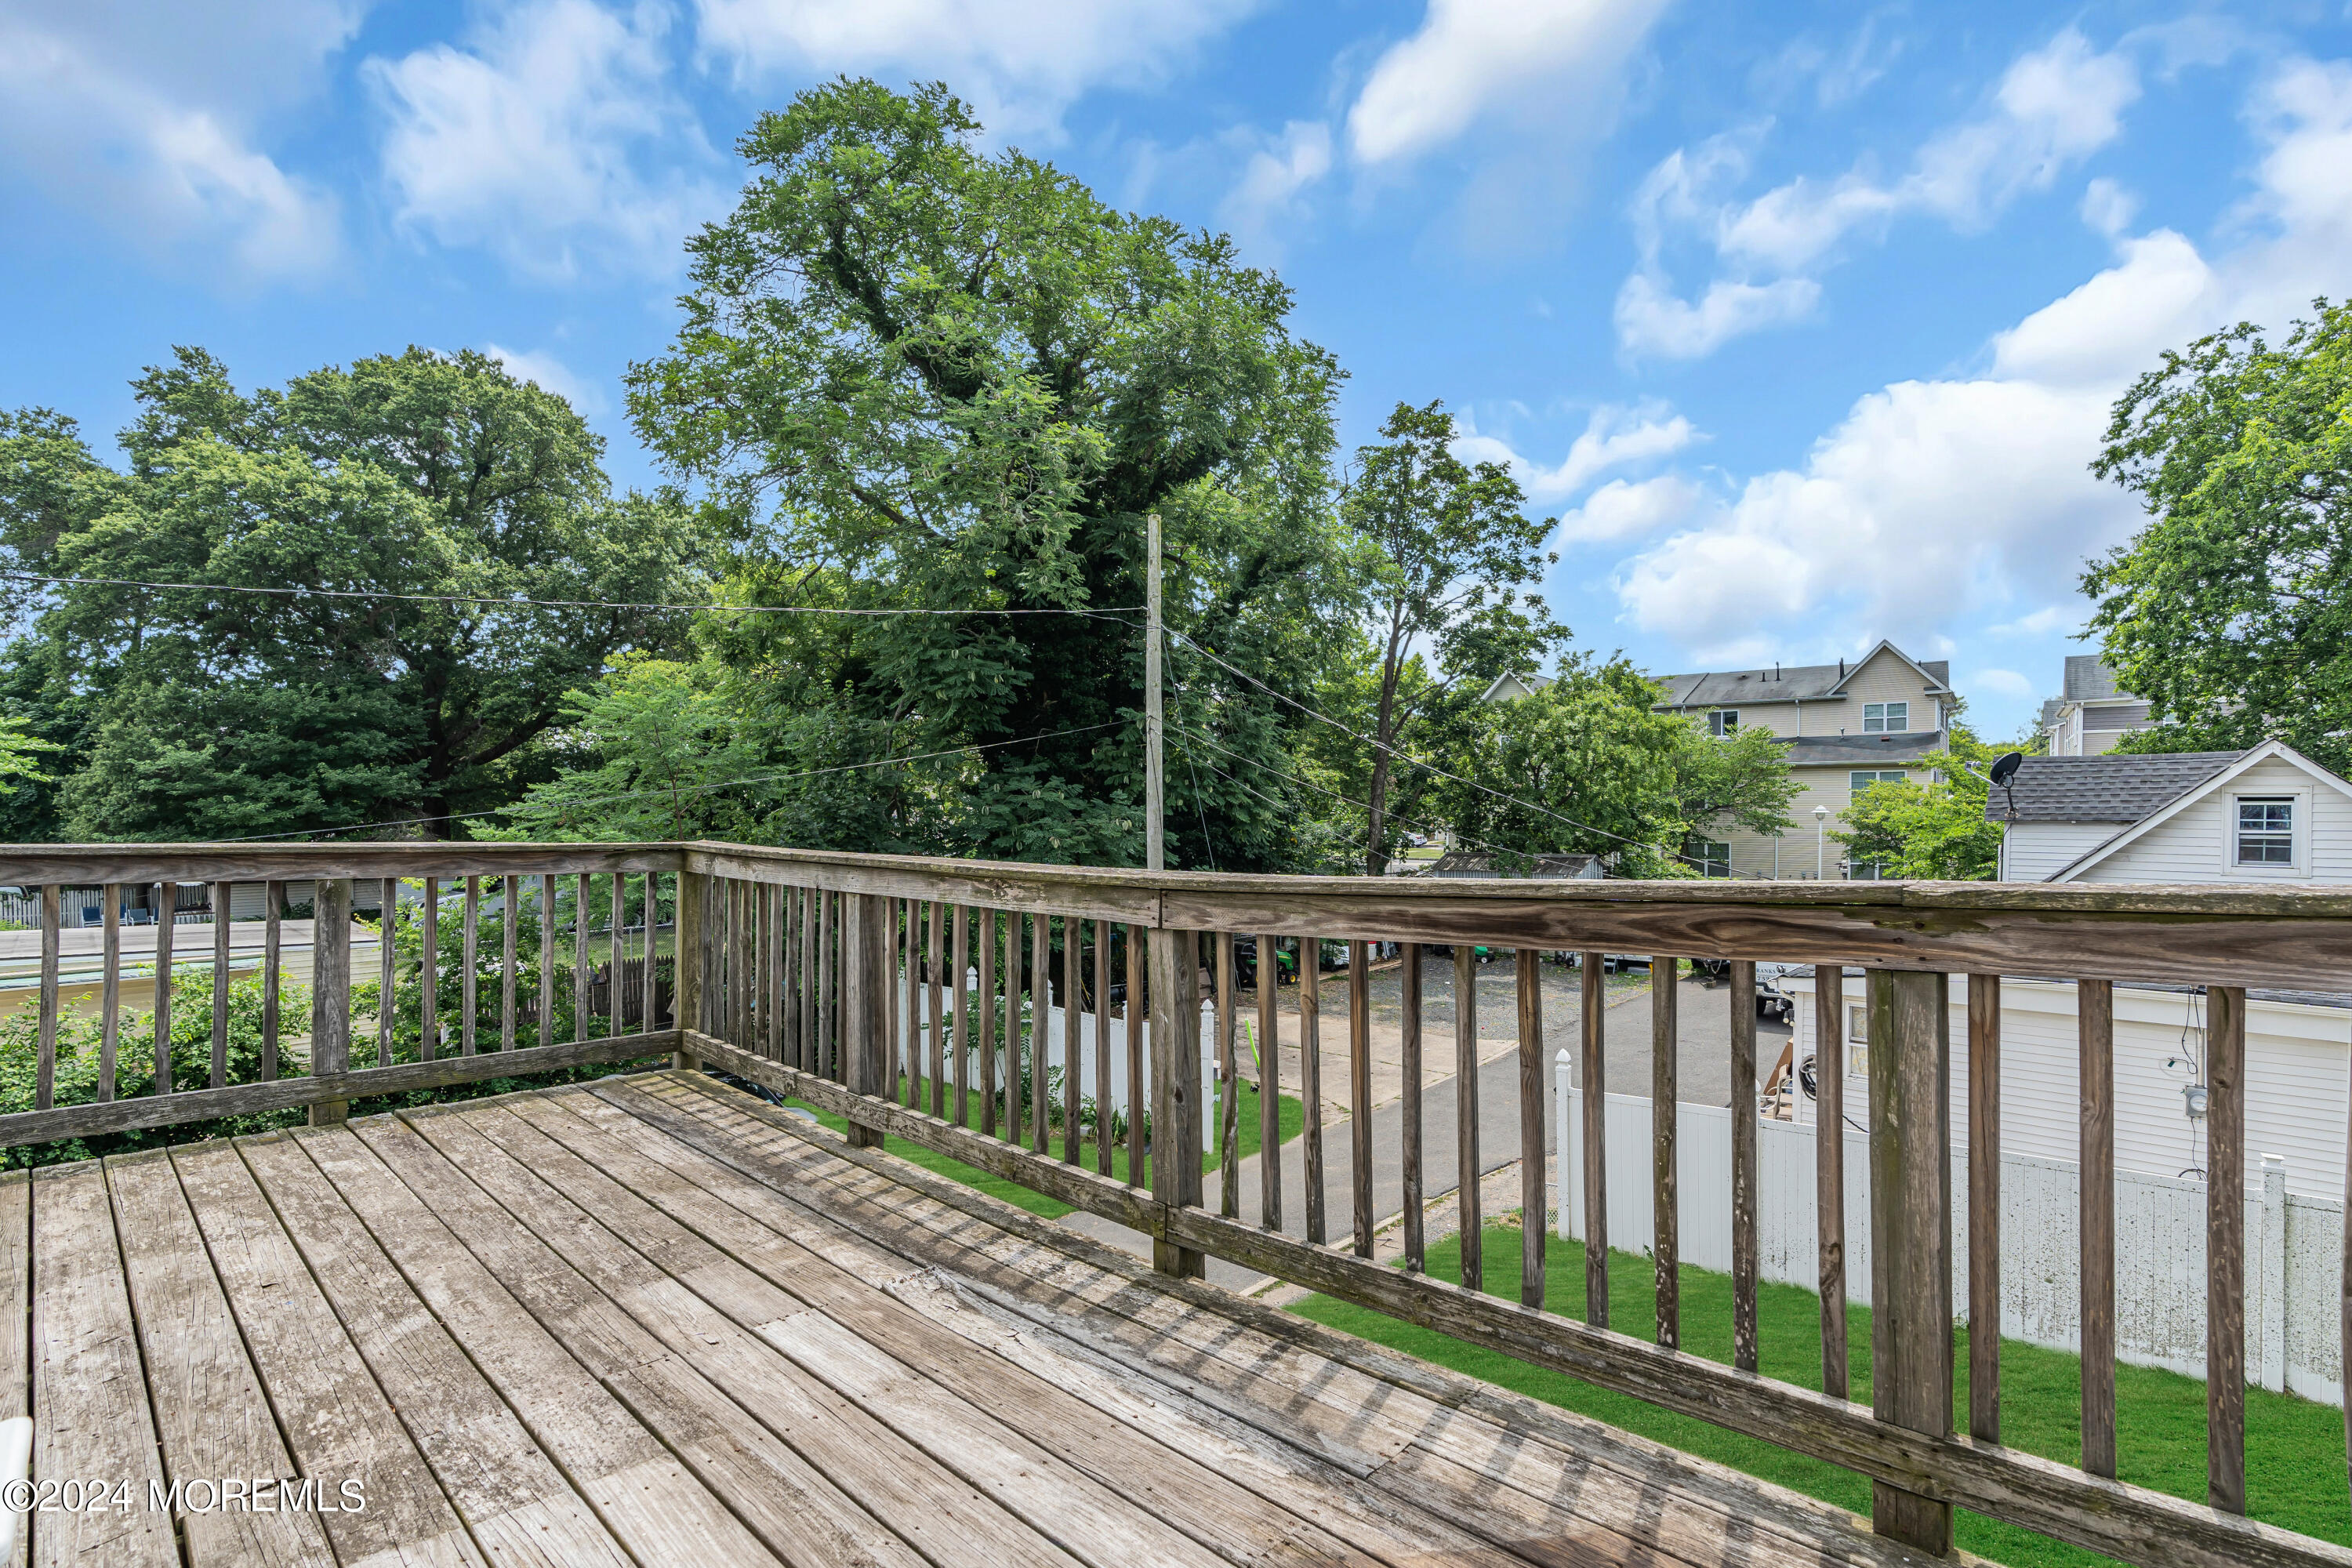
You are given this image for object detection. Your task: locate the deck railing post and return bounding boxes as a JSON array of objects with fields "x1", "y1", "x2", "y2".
[
  {"x1": 1151, "y1": 926, "x2": 1205, "y2": 1278},
  {"x1": 307, "y1": 879, "x2": 352, "y2": 1127},
  {"x1": 1867, "y1": 967, "x2": 1954, "y2": 1555},
  {"x1": 674, "y1": 869, "x2": 704, "y2": 1071},
  {"x1": 843, "y1": 891, "x2": 887, "y2": 1148}
]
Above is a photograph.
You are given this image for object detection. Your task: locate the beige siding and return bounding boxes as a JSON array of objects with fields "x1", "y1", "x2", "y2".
[
  {"x1": 1796, "y1": 647, "x2": 1942, "y2": 737},
  {"x1": 1709, "y1": 762, "x2": 1912, "y2": 879},
  {"x1": 1686, "y1": 694, "x2": 1802, "y2": 737},
  {"x1": 2002, "y1": 821, "x2": 2118, "y2": 880},
  {"x1": 2070, "y1": 756, "x2": 2352, "y2": 884}
]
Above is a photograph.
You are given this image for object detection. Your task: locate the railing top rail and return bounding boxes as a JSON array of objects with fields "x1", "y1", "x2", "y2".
[{"x1": 0, "y1": 842, "x2": 684, "y2": 885}]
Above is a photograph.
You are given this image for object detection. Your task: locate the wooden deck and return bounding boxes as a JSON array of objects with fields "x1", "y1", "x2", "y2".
[{"x1": 4, "y1": 1072, "x2": 1937, "y2": 1568}]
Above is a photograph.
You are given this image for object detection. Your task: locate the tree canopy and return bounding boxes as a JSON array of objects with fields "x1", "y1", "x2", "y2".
[
  {"x1": 626, "y1": 79, "x2": 1351, "y2": 869},
  {"x1": 2085, "y1": 299, "x2": 2352, "y2": 772},
  {"x1": 0, "y1": 348, "x2": 711, "y2": 839}
]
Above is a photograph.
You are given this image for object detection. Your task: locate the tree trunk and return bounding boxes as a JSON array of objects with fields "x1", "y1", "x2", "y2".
[{"x1": 1366, "y1": 619, "x2": 1406, "y2": 878}]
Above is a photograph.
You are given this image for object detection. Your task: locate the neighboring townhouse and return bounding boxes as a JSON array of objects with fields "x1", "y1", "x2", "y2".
[
  {"x1": 1653, "y1": 641, "x2": 1955, "y2": 879},
  {"x1": 2038, "y1": 654, "x2": 2156, "y2": 755}
]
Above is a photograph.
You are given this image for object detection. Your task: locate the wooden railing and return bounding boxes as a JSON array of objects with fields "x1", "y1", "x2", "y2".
[{"x1": 7, "y1": 842, "x2": 2352, "y2": 1566}]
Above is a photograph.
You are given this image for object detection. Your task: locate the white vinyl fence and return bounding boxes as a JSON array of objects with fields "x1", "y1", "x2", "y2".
[
  {"x1": 1556, "y1": 1055, "x2": 2346, "y2": 1405},
  {"x1": 898, "y1": 974, "x2": 1225, "y2": 1123}
]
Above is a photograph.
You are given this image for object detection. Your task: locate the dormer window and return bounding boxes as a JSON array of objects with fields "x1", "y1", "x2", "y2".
[
  {"x1": 2235, "y1": 797, "x2": 2295, "y2": 866},
  {"x1": 1862, "y1": 702, "x2": 1908, "y2": 733},
  {"x1": 1708, "y1": 710, "x2": 1739, "y2": 737}
]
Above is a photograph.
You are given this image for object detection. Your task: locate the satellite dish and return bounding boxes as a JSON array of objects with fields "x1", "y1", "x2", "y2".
[{"x1": 1989, "y1": 751, "x2": 2024, "y2": 786}]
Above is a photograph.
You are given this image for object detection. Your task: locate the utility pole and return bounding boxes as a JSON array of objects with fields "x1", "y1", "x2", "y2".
[{"x1": 1145, "y1": 511, "x2": 1165, "y2": 873}]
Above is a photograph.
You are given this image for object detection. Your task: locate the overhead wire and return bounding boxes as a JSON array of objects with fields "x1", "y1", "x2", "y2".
[{"x1": 0, "y1": 571, "x2": 1142, "y2": 619}]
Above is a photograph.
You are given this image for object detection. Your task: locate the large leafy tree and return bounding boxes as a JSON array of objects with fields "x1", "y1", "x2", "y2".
[
  {"x1": 626, "y1": 80, "x2": 1351, "y2": 869},
  {"x1": 1834, "y1": 719, "x2": 2013, "y2": 880},
  {"x1": 2084, "y1": 301, "x2": 2352, "y2": 771},
  {"x1": 1339, "y1": 400, "x2": 1560, "y2": 875},
  {"x1": 0, "y1": 348, "x2": 711, "y2": 839}
]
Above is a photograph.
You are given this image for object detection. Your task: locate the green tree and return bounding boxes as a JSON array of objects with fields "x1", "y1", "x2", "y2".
[
  {"x1": 626, "y1": 80, "x2": 1351, "y2": 869},
  {"x1": 1833, "y1": 723, "x2": 2009, "y2": 880},
  {"x1": 0, "y1": 348, "x2": 714, "y2": 839},
  {"x1": 2084, "y1": 301, "x2": 2352, "y2": 771},
  {"x1": 1339, "y1": 400, "x2": 1561, "y2": 875}
]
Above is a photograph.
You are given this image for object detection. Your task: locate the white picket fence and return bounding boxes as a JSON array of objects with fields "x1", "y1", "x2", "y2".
[
  {"x1": 1555, "y1": 1054, "x2": 2347, "y2": 1405},
  {"x1": 897, "y1": 975, "x2": 1227, "y2": 1125}
]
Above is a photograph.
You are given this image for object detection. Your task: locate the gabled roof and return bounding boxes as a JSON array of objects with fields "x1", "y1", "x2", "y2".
[
  {"x1": 2042, "y1": 741, "x2": 2352, "y2": 881},
  {"x1": 2060, "y1": 654, "x2": 2135, "y2": 703},
  {"x1": 1656, "y1": 642, "x2": 1951, "y2": 709},
  {"x1": 1479, "y1": 673, "x2": 1555, "y2": 702},
  {"x1": 1982, "y1": 752, "x2": 2243, "y2": 824}
]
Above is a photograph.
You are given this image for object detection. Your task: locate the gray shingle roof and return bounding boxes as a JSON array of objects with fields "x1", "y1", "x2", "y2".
[
  {"x1": 2061, "y1": 655, "x2": 2133, "y2": 702},
  {"x1": 1656, "y1": 650, "x2": 1950, "y2": 709},
  {"x1": 1981, "y1": 751, "x2": 2244, "y2": 823},
  {"x1": 1782, "y1": 730, "x2": 1949, "y2": 767}
]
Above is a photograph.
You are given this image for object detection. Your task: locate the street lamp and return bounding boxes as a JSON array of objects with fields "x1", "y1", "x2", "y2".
[{"x1": 1813, "y1": 804, "x2": 1828, "y2": 879}]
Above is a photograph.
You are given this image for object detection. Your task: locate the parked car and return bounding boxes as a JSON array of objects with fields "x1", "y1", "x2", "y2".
[{"x1": 1692, "y1": 956, "x2": 1799, "y2": 1021}]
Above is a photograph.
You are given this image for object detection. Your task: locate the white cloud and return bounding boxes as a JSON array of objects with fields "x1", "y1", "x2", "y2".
[
  {"x1": 1454, "y1": 403, "x2": 1700, "y2": 504},
  {"x1": 1613, "y1": 271, "x2": 1819, "y2": 359},
  {"x1": 1990, "y1": 605, "x2": 2078, "y2": 637},
  {"x1": 1218, "y1": 121, "x2": 1331, "y2": 259},
  {"x1": 2079, "y1": 176, "x2": 2138, "y2": 236},
  {"x1": 693, "y1": 0, "x2": 1257, "y2": 137},
  {"x1": 369, "y1": 0, "x2": 720, "y2": 279},
  {"x1": 1968, "y1": 668, "x2": 2034, "y2": 699},
  {"x1": 0, "y1": 0, "x2": 354, "y2": 281},
  {"x1": 1345, "y1": 0, "x2": 1670, "y2": 166},
  {"x1": 1555, "y1": 475, "x2": 1704, "y2": 544},
  {"x1": 1606, "y1": 56, "x2": 2352, "y2": 659},
  {"x1": 484, "y1": 343, "x2": 603, "y2": 413}
]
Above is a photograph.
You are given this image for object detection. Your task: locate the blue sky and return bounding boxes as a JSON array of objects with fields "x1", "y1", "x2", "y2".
[{"x1": 3, "y1": 0, "x2": 2348, "y2": 740}]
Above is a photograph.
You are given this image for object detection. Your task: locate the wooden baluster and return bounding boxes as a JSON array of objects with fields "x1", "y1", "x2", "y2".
[
  {"x1": 1457, "y1": 942, "x2": 1482, "y2": 1293},
  {"x1": 1031, "y1": 912, "x2": 1050, "y2": 1153},
  {"x1": 1968, "y1": 974, "x2": 2002, "y2": 1439},
  {"x1": 1400, "y1": 942, "x2": 1423, "y2": 1271},
  {"x1": 154, "y1": 880, "x2": 175, "y2": 1099},
  {"x1": 931, "y1": 901, "x2": 949, "y2": 1118},
  {"x1": 35, "y1": 884, "x2": 58, "y2": 1110},
  {"x1": 260, "y1": 884, "x2": 280, "y2": 1083},
  {"x1": 644, "y1": 873, "x2": 660, "y2": 1040},
  {"x1": 978, "y1": 910, "x2": 996, "y2": 1135},
  {"x1": 463, "y1": 877, "x2": 481, "y2": 1055},
  {"x1": 1065, "y1": 920, "x2": 1084, "y2": 1163},
  {"x1": 1258, "y1": 934, "x2": 1280, "y2": 1229},
  {"x1": 739, "y1": 880, "x2": 755, "y2": 1051},
  {"x1": 1095, "y1": 919, "x2": 1114, "y2": 1174},
  {"x1": 1302, "y1": 938, "x2": 1325, "y2": 1245},
  {"x1": 2209, "y1": 985, "x2": 2248, "y2": 1514},
  {"x1": 614, "y1": 872, "x2": 630, "y2": 1042},
  {"x1": 209, "y1": 880, "x2": 231, "y2": 1088},
  {"x1": 419, "y1": 877, "x2": 437, "y2": 1063},
  {"x1": 1127, "y1": 922, "x2": 1146, "y2": 1185},
  {"x1": 1818, "y1": 963, "x2": 1847, "y2": 1396},
  {"x1": 1731, "y1": 957, "x2": 1759, "y2": 1374},
  {"x1": 1653, "y1": 954, "x2": 1679, "y2": 1348},
  {"x1": 1580, "y1": 950, "x2": 1606, "y2": 1326},
  {"x1": 780, "y1": 886, "x2": 799, "y2": 1067},
  {"x1": 842, "y1": 892, "x2": 885, "y2": 1148},
  {"x1": 500, "y1": 875, "x2": 519, "y2": 1050},
  {"x1": 99, "y1": 884, "x2": 121, "y2": 1102},
  {"x1": 308, "y1": 880, "x2": 352, "y2": 1127},
  {"x1": 951, "y1": 906, "x2": 971, "y2": 1126},
  {"x1": 1005, "y1": 909, "x2": 1025, "y2": 1146},
  {"x1": 1520, "y1": 948, "x2": 1547, "y2": 1312},
  {"x1": 673, "y1": 869, "x2": 703, "y2": 1073},
  {"x1": 2080, "y1": 977, "x2": 2117, "y2": 1479},
  {"x1": 1867, "y1": 967, "x2": 1955, "y2": 1555},
  {"x1": 539, "y1": 873, "x2": 557, "y2": 1051},
  {"x1": 797, "y1": 887, "x2": 815, "y2": 1069},
  {"x1": 1352, "y1": 939, "x2": 1374, "y2": 1258},
  {"x1": 1150, "y1": 925, "x2": 1205, "y2": 1279},
  {"x1": 379, "y1": 877, "x2": 398, "y2": 1068},
  {"x1": 1217, "y1": 932, "x2": 1239, "y2": 1210}
]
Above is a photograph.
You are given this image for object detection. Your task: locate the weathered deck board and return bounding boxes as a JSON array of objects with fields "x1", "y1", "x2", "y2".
[
  {"x1": 9, "y1": 1070, "x2": 1926, "y2": 1568},
  {"x1": 103, "y1": 1150, "x2": 332, "y2": 1566}
]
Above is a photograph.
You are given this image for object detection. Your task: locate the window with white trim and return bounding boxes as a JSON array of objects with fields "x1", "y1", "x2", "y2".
[
  {"x1": 1862, "y1": 702, "x2": 1908, "y2": 732},
  {"x1": 1849, "y1": 768, "x2": 1905, "y2": 794},
  {"x1": 2234, "y1": 796, "x2": 2295, "y2": 866},
  {"x1": 1708, "y1": 710, "x2": 1739, "y2": 737},
  {"x1": 1690, "y1": 840, "x2": 1732, "y2": 877}
]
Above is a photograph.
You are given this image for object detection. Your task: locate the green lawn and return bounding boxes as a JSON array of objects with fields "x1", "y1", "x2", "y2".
[
  {"x1": 1289, "y1": 1228, "x2": 2352, "y2": 1568},
  {"x1": 789, "y1": 1078, "x2": 1304, "y2": 1219}
]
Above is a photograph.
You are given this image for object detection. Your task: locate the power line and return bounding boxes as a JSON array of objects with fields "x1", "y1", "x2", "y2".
[
  {"x1": 1, "y1": 572, "x2": 1141, "y2": 620},
  {"x1": 218, "y1": 720, "x2": 1133, "y2": 843}
]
